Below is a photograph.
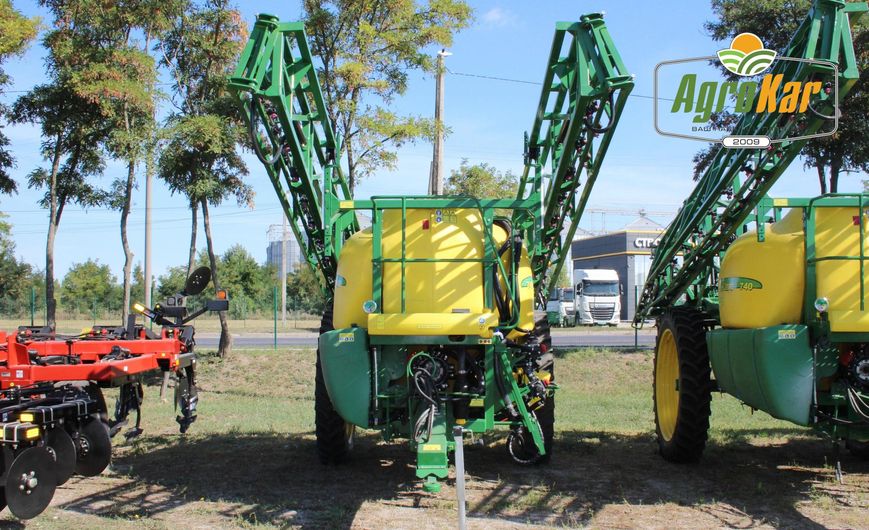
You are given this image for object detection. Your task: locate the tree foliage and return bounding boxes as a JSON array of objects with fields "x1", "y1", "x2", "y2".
[
  {"x1": 60, "y1": 259, "x2": 117, "y2": 315},
  {"x1": 47, "y1": 0, "x2": 174, "y2": 323},
  {"x1": 0, "y1": 212, "x2": 33, "y2": 312},
  {"x1": 159, "y1": 0, "x2": 250, "y2": 356},
  {"x1": 217, "y1": 244, "x2": 274, "y2": 317},
  {"x1": 303, "y1": 0, "x2": 473, "y2": 192},
  {"x1": 445, "y1": 159, "x2": 517, "y2": 198},
  {"x1": 13, "y1": 82, "x2": 109, "y2": 327},
  {"x1": 287, "y1": 264, "x2": 328, "y2": 315},
  {"x1": 699, "y1": 0, "x2": 869, "y2": 192},
  {"x1": 0, "y1": 0, "x2": 38, "y2": 196}
]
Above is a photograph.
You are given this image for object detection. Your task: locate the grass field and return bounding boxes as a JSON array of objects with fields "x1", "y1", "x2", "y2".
[{"x1": 5, "y1": 347, "x2": 867, "y2": 529}]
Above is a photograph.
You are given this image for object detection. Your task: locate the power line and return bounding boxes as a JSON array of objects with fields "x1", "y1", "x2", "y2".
[
  {"x1": 448, "y1": 70, "x2": 540, "y2": 86},
  {"x1": 0, "y1": 202, "x2": 285, "y2": 214},
  {"x1": 448, "y1": 69, "x2": 673, "y2": 102},
  {"x1": 0, "y1": 82, "x2": 178, "y2": 95},
  {"x1": 8, "y1": 206, "x2": 283, "y2": 232}
]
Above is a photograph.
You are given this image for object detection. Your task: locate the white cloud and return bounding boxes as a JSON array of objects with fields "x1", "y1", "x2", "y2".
[{"x1": 482, "y1": 7, "x2": 518, "y2": 28}]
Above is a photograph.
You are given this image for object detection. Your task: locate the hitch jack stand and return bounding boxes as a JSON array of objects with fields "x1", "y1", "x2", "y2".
[{"x1": 454, "y1": 425, "x2": 467, "y2": 530}]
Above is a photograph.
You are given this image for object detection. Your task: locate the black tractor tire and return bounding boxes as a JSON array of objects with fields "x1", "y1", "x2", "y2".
[
  {"x1": 533, "y1": 311, "x2": 553, "y2": 352},
  {"x1": 846, "y1": 439, "x2": 869, "y2": 459},
  {"x1": 513, "y1": 313, "x2": 554, "y2": 465},
  {"x1": 315, "y1": 303, "x2": 355, "y2": 465},
  {"x1": 534, "y1": 355, "x2": 555, "y2": 465},
  {"x1": 653, "y1": 307, "x2": 712, "y2": 463}
]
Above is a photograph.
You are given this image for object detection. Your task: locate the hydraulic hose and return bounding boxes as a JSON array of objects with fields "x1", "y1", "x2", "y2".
[
  {"x1": 249, "y1": 96, "x2": 284, "y2": 167},
  {"x1": 584, "y1": 90, "x2": 616, "y2": 134}
]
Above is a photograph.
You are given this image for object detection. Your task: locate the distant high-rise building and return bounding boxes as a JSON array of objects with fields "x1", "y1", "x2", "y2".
[{"x1": 266, "y1": 234, "x2": 302, "y2": 272}]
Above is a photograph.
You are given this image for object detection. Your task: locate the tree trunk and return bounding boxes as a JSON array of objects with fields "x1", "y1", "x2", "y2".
[
  {"x1": 816, "y1": 164, "x2": 828, "y2": 194},
  {"x1": 187, "y1": 200, "x2": 198, "y2": 275},
  {"x1": 45, "y1": 137, "x2": 63, "y2": 330},
  {"x1": 829, "y1": 161, "x2": 840, "y2": 194},
  {"x1": 200, "y1": 198, "x2": 231, "y2": 357},
  {"x1": 120, "y1": 160, "x2": 135, "y2": 324},
  {"x1": 346, "y1": 140, "x2": 356, "y2": 196}
]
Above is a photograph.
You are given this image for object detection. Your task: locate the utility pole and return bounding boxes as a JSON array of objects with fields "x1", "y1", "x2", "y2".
[
  {"x1": 281, "y1": 214, "x2": 288, "y2": 325},
  {"x1": 144, "y1": 154, "x2": 153, "y2": 310},
  {"x1": 430, "y1": 49, "x2": 451, "y2": 195}
]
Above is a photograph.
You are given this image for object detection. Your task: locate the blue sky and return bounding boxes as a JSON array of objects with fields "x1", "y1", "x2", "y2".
[{"x1": 0, "y1": 0, "x2": 860, "y2": 281}]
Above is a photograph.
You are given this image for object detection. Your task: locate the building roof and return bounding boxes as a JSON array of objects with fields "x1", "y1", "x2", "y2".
[{"x1": 622, "y1": 216, "x2": 665, "y2": 231}]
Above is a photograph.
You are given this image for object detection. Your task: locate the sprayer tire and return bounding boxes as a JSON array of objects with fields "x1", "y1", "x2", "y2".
[
  {"x1": 846, "y1": 439, "x2": 869, "y2": 459},
  {"x1": 654, "y1": 307, "x2": 712, "y2": 463},
  {"x1": 534, "y1": 313, "x2": 555, "y2": 464},
  {"x1": 315, "y1": 303, "x2": 355, "y2": 465}
]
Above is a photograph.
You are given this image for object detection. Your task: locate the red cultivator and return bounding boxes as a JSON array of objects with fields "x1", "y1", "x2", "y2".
[{"x1": 0, "y1": 266, "x2": 226, "y2": 518}]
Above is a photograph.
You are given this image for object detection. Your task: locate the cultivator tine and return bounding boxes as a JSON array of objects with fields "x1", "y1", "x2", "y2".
[
  {"x1": 109, "y1": 381, "x2": 145, "y2": 439},
  {"x1": 175, "y1": 365, "x2": 198, "y2": 434}
]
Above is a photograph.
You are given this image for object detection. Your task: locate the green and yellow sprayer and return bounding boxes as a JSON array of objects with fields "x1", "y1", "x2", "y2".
[
  {"x1": 228, "y1": 13, "x2": 633, "y2": 490},
  {"x1": 635, "y1": 0, "x2": 869, "y2": 466}
]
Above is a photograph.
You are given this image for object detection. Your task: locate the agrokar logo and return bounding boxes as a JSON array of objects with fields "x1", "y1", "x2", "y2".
[
  {"x1": 716, "y1": 33, "x2": 777, "y2": 76},
  {"x1": 654, "y1": 30, "x2": 839, "y2": 147}
]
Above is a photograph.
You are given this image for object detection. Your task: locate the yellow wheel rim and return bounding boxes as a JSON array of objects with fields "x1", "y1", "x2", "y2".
[{"x1": 655, "y1": 328, "x2": 680, "y2": 442}]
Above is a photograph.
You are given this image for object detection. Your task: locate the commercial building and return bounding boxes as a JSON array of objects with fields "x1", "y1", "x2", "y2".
[
  {"x1": 266, "y1": 237, "x2": 302, "y2": 273},
  {"x1": 570, "y1": 217, "x2": 665, "y2": 321}
]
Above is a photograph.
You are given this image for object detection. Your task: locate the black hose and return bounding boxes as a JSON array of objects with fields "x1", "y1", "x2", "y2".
[
  {"x1": 249, "y1": 96, "x2": 284, "y2": 167},
  {"x1": 584, "y1": 90, "x2": 617, "y2": 134},
  {"x1": 412, "y1": 367, "x2": 438, "y2": 408},
  {"x1": 492, "y1": 249, "x2": 511, "y2": 320}
]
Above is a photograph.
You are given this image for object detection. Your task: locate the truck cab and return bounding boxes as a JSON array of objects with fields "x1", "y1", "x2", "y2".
[
  {"x1": 573, "y1": 269, "x2": 621, "y2": 326},
  {"x1": 546, "y1": 287, "x2": 575, "y2": 327}
]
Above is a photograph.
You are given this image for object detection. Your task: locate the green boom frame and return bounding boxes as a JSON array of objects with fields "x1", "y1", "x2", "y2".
[
  {"x1": 635, "y1": 0, "x2": 869, "y2": 446},
  {"x1": 229, "y1": 14, "x2": 633, "y2": 305},
  {"x1": 635, "y1": 0, "x2": 867, "y2": 323}
]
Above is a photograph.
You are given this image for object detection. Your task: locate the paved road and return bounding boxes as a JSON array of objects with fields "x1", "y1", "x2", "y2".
[{"x1": 196, "y1": 331, "x2": 656, "y2": 348}]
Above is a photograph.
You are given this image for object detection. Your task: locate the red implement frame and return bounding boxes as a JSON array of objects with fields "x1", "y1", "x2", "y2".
[{"x1": 0, "y1": 329, "x2": 191, "y2": 389}]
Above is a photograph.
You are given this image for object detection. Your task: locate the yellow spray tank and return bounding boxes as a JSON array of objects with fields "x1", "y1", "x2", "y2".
[
  {"x1": 720, "y1": 206, "x2": 869, "y2": 332},
  {"x1": 719, "y1": 209, "x2": 805, "y2": 328},
  {"x1": 333, "y1": 208, "x2": 535, "y2": 338}
]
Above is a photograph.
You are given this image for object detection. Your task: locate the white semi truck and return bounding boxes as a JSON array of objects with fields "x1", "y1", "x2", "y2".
[
  {"x1": 546, "y1": 287, "x2": 575, "y2": 327},
  {"x1": 573, "y1": 268, "x2": 621, "y2": 326}
]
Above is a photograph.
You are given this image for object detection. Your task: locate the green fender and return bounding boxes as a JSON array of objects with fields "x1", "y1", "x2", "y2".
[
  {"x1": 319, "y1": 328, "x2": 371, "y2": 428},
  {"x1": 708, "y1": 325, "x2": 813, "y2": 425}
]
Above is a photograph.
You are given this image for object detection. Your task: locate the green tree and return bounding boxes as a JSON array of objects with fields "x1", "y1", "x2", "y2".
[
  {"x1": 303, "y1": 0, "x2": 473, "y2": 193},
  {"x1": 159, "y1": 0, "x2": 250, "y2": 356},
  {"x1": 57, "y1": 1, "x2": 180, "y2": 323},
  {"x1": 131, "y1": 262, "x2": 146, "y2": 304},
  {"x1": 60, "y1": 259, "x2": 116, "y2": 316},
  {"x1": 0, "y1": 0, "x2": 38, "y2": 196},
  {"x1": 445, "y1": 159, "x2": 518, "y2": 198},
  {"x1": 0, "y1": 212, "x2": 33, "y2": 315},
  {"x1": 12, "y1": 1, "x2": 133, "y2": 327},
  {"x1": 218, "y1": 245, "x2": 273, "y2": 317},
  {"x1": 697, "y1": 0, "x2": 868, "y2": 192},
  {"x1": 13, "y1": 82, "x2": 109, "y2": 329},
  {"x1": 287, "y1": 264, "x2": 328, "y2": 315},
  {"x1": 157, "y1": 265, "x2": 188, "y2": 299}
]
